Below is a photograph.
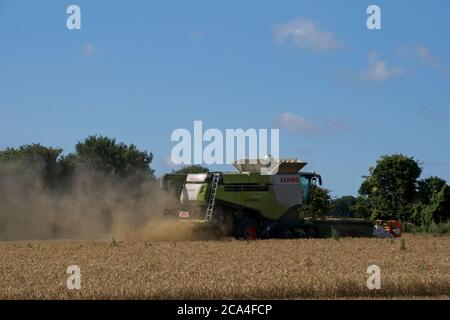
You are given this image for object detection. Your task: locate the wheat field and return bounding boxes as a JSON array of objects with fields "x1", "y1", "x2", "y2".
[{"x1": 0, "y1": 234, "x2": 449, "y2": 299}]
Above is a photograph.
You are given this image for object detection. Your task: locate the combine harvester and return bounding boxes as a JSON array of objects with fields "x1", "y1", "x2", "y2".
[{"x1": 160, "y1": 158, "x2": 399, "y2": 239}]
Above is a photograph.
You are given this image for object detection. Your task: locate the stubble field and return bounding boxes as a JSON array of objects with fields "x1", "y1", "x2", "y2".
[{"x1": 0, "y1": 234, "x2": 449, "y2": 299}]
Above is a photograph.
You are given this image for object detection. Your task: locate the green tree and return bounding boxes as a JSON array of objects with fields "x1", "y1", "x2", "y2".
[
  {"x1": 68, "y1": 135, "x2": 154, "y2": 179},
  {"x1": 350, "y1": 196, "x2": 372, "y2": 219},
  {"x1": 358, "y1": 154, "x2": 422, "y2": 220},
  {"x1": 413, "y1": 177, "x2": 450, "y2": 224},
  {"x1": 299, "y1": 185, "x2": 331, "y2": 218},
  {"x1": 172, "y1": 165, "x2": 209, "y2": 174},
  {"x1": 0, "y1": 144, "x2": 63, "y2": 188},
  {"x1": 328, "y1": 195, "x2": 358, "y2": 217},
  {"x1": 417, "y1": 176, "x2": 447, "y2": 204}
]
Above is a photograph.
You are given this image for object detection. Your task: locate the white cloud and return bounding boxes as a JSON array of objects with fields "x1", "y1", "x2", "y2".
[
  {"x1": 191, "y1": 31, "x2": 203, "y2": 39},
  {"x1": 82, "y1": 43, "x2": 95, "y2": 56},
  {"x1": 396, "y1": 45, "x2": 448, "y2": 74},
  {"x1": 273, "y1": 112, "x2": 350, "y2": 136},
  {"x1": 274, "y1": 17, "x2": 342, "y2": 52},
  {"x1": 361, "y1": 52, "x2": 403, "y2": 82},
  {"x1": 415, "y1": 45, "x2": 449, "y2": 74},
  {"x1": 273, "y1": 112, "x2": 316, "y2": 135}
]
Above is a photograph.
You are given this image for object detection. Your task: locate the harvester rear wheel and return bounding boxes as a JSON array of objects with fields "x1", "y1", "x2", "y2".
[
  {"x1": 236, "y1": 217, "x2": 260, "y2": 240},
  {"x1": 212, "y1": 207, "x2": 235, "y2": 237},
  {"x1": 306, "y1": 226, "x2": 318, "y2": 238}
]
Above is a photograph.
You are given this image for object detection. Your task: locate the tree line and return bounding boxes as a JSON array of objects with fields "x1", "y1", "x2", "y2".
[
  {"x1": 0, "y1": 135, "x2": 154, "y2": 189},
  {"x1": 312, "y1": 154, "x2": 450, "y2": 225},
  {"x1": 1, "y1": 137, "x2": 449, "y2": 225}
]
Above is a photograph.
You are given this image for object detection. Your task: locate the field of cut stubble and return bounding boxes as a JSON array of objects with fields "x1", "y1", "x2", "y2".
[{"x1": 0, "y1": 234, "x2": 449, "y2": 299}]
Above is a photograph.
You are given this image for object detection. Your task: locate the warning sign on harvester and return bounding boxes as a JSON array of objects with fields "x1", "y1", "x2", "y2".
[{"x1": 179, "y1": 211, "x2": 190, "y2": 219}]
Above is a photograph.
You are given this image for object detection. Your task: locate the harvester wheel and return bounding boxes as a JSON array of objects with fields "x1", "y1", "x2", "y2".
[
  {"x1": 306, "y1": 226, "x2": 318, "y2": 238},
  {"x1": 213, "y1": 208, "x2": 235, "y2": 237},
  {"x1": 236, "y1": 217, "x2": 260, "y2": 240}
]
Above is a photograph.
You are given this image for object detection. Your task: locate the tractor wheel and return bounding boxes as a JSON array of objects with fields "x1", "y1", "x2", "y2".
[{"x1": 236, "y1": 217, "x2": 261, "y2": 240}]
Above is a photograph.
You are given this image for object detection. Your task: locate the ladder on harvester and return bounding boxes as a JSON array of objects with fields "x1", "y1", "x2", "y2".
[{"x1": 205, "y1": 172, "x2": 220, "y2": 221}]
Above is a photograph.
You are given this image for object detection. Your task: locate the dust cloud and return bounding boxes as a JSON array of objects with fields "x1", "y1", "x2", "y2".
[{"x1": 0, "y1": 162, "x2": 199, "y2": 241}]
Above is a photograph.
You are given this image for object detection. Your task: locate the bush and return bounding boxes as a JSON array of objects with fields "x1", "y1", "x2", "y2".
[
  {"x1": 403, "y1": 221, "x2": 450, "y2": 235},
  {"x1": 298, "y1": 185, "x2": 331, "y2": 218},
  {"x1": 328, "y1": 196, "x2": 358, "y2": 218},
  {"x1": 331, "y1": 227, "x2": 341, "y2": 241},
  {"x1": 0, "y1": 144, "x2": 64, "y2": 189},
  {"x1": 402, "y1": 222, "x2": 416, "y2": 234}
]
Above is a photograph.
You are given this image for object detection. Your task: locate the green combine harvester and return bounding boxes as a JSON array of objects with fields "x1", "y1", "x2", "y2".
[{"x1": 160, "y1": 158, "x2": 374, "y2": 239}]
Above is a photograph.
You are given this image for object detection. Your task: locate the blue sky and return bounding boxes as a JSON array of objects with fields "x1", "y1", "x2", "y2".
[{"x1": 0, "y1": 0, "x2": 449, "y2": 196}]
